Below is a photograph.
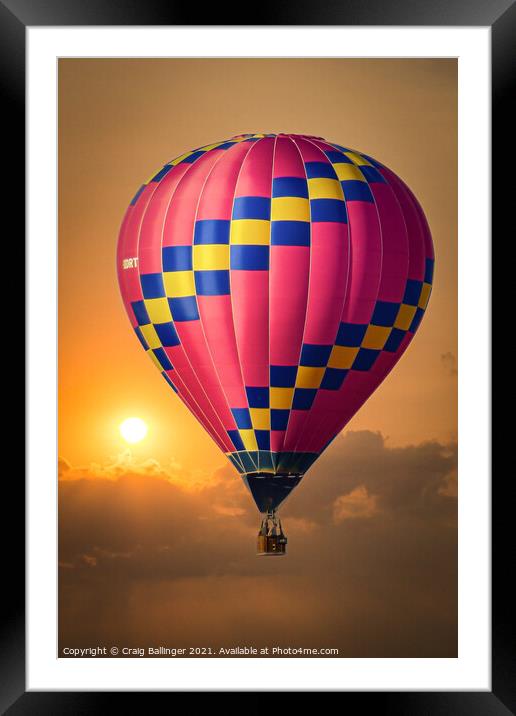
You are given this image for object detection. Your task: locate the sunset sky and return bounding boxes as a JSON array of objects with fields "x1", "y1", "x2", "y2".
[{"x1": 58, "y1": 59, "x2": 457, "y2": 657}]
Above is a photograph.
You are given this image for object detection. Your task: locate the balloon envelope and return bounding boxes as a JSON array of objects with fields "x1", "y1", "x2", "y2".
[{"x1": 117, "y1": 133, "x2": 434, "y2": 513}]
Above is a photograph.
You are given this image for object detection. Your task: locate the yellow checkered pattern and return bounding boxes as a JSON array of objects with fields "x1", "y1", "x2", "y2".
[
  {"x1": 164, "y1": 271, "x2": 195, "y2": 298},
  {"x1": 230, "y1": 219, "x2": 270, "y2": 245},
  {"x1": 193, "y1": 244, "x2": 230, "y2": 271}
]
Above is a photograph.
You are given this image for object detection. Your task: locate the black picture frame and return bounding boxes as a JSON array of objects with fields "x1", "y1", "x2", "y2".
[{"x1": 9, "y1": 0, "x2": 509, "y2": 711}]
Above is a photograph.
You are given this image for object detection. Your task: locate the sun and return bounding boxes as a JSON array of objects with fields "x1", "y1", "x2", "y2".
[{"x1": 119, "y1": 417, "x2": 148, "y2": 444}]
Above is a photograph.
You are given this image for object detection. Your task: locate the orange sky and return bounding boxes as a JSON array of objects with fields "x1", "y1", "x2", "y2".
[{"x1": 58, "y1": 59, "x2": 457, "y2": 657}]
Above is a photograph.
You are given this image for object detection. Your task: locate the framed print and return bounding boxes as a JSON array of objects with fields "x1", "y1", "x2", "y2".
[{"x1": 7, "y1": 0, "x2": 511, "y2": 710}]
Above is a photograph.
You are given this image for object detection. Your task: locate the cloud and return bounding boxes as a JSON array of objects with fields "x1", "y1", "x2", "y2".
[
  {"x1": 333, "y1": 486, "x2": 379, "y2": 523},
  {"x1": 59, "y1": 431, "x2": 457, "y2": 657},
  {"x1": 58, "y1": 457, "x2": 71, "y2": 478},
  {"x1": 441, "y1": 351, "x2": 458, "y2": 376}
]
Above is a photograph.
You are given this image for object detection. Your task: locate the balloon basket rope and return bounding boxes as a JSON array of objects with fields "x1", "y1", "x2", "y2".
[{"x1": 257, "y1": 510, "x2": 287, "y2": 556}]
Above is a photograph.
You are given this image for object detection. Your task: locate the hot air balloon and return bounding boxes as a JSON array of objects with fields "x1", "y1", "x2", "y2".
[{"x1": 117, "y1": 133, "x2": 434, "y2": 555}]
